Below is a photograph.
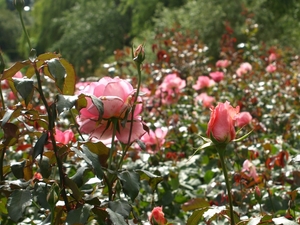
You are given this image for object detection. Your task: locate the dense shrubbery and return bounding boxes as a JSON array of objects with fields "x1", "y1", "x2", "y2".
[{"x1": 1, "y1": 1, "x2": 300, "y2": 225}]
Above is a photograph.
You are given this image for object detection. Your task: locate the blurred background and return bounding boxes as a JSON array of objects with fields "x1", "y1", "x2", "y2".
[{"x1": 1, "y1": 0, "x2": 300, "y2": 77}]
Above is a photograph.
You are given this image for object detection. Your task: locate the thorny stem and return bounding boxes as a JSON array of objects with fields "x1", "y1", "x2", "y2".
[
  {"x1": 217, "y1": 147, "x2": 235, "y2": 225},
  {"x1": 34, "y1": 65, "x2": 70, "y2": 211}
]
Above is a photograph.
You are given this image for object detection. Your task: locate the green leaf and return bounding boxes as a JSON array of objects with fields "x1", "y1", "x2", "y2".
[
  {"x1": 203, "y1": 206, "x2": 226, "y2": 221},
  {"x1": 0, "y1": 51, "x2": 5, "y2": 74},
  {"x1": 56, "y1": 94, "x2": 78, "y2": 115},
  {"x1": 182, "y1": 198, "x2": 210, "y2": 212},
  {"x1": 34, "y1": 183, "x2": 50, "y2": 210},
  {"x1": 2, "y1": 123, "x2": 19, "y2": 146},
  {"x1": 108, "y1": 200, "x2": 132, "y2": 219},
  {"x1": 0, "y1": 195, "x2": 8, "y2": 214},
  {"x1": 2, "y1": 60, "x2": 30, "y2": 80},
  {"x1": 137, "y1": 169, "x2": 163, "y2": 190},
  {"x1": 186, "y1": 207, "x2": 208, "y2": 225},
  {"x1": 7, "y1": 189, "x2": 32, "y2": 222},
  {"x1": 76, "y1": 93, "x2": 88, "y2": 111},
  {"x1": 46, "y1": 58, "x2": 66, "y2": 92},
  {"x1": 272, "y1": 217, "x2": 299, "y2": 225},
  {"x1": 29, "y1": 49, "x2": 37, "y2": 62},
  {"x1": 38, "y1": 156, "x2": 52, "y2": 178},
  {"x1": 64, "y1": 176, "x2": 83, "y2": 201},
  {"x1": 118, "y1": 170, "x2": 140, "y2": 201},
  {"x1": 60, "y1": 58, "x2": 76, "y2": 95},
  {"x1": 70, "y1": 166, "x2": 89, "y2": 188},
  {"x1": 106, "y1": 208, "x2": 128, "y2": 225},
  {"x1": 1, "y1": 108, "x2": 21, "y2": 127},
  {"x1": 33, "y1": 132, "x2": 48, "y2": 159},
  {"x1": 13, "y1": 78, "x2": 34, "y2": 106},
  {"x1": 66, "y1": 204, "x2": 92, "y2": 225},
  {"x1": 11, "y1": 160, "x2": 26, "y2": 179}
]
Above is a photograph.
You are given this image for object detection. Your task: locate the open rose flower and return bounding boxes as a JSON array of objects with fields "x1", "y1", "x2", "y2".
[
  {"x1": 207, "y1": 101, "x2": 240, "y2": 143},
  {"x1": 54, "y1": 128, "x2": 76, "y2": 145},
  {"x1": 141, "y1": 127, "x2": 168, "y2": 153},
  {"x1": 242, "y1": 159, "x2": 259, "y2": 181},
  {"x1": 216, "y1": 59, "x2": 231, "y2": 68},
  {"x1": 156, "y1": 73, "x2": 186, "y2": 104},
  {"x1": 77, "y1": 77, "x2": 146, "y2": 143},
  {"x1": 195, "y1": 93, "x2": 215, "y2": 108},
  {"x1": 209, "y1": 71, "x2": 224, "y2": 82},
  {"x1": 266, "y1": 64, "x2": 276, "y2": 73},
  {"x1": 149, "y1": 206, "x2": 167, "y2": 225},
  {"x1": 192, "y1": 76, "x2": 215, "y2": 90},
  {"x1": 235, "y1": 112, "x2": 252, "y2": 127},
  {"x1": 236, "y1": 62, "x2": 252, "y2": 77}
]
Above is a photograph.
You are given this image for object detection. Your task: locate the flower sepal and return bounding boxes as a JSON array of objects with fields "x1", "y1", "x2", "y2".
[{"x1": 233, "y1": 129, "x2": 253, "y2": 142}]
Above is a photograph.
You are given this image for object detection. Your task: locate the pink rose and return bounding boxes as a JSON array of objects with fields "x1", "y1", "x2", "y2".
[
  {"x1": 54, "y1": 128, "x2": 76, "y2": 145},
  {"x1": 216, "y1": 59, "x2": 231, "y2": 68},
  {"x1": 266, "y1": 64, "x2": 276, "y2": 73},
  {"x1": 236, "y1": 62, "x2": 252, "y2": 77},
  {"x1": 149, "y1": 207, "x2": 167, "y2": 225},
  {"x1": 268, "y1": 53, "x2": 276, "y2": 62},
  {"x1": 235, "y1": 112, "x2": 252, "y2": 128},
  {"x1": 157, "y1": 73, "x2": 186, "y2": 104},
  {"x1": 141, "y1": 127, "x2": 168, "y2": 153},
  {"x1": 242, "y1": 159, "x2": 259, "y2": 181},
  {"x1": 195, "y1": 93, "x2": 215, "y2": 108},
  {"x1": 77, "y1": 77, "x2": 146, "y2": 143},
  {"x1": 192, "y1": 76, "x2": 215, "y2": 90},
  {"x1": 209, "y1": 71, "x2": 224, "y2": 82},
  {"x1": 207, "y1": 101, "x2": 240, "y2": 143}
]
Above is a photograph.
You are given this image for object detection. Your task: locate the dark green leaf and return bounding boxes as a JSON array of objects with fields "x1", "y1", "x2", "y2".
[
  {"x1": 118, "y1": 170, "x2": 140, "y2": 201},
  {"x1": 91, "y1": 95, "x2": 104, "y2": 121},
  {"x1": 64, "y1": 176, "x2": 83, "y2": 201},
  {"x1": 106, "y1": 208, "x2": 128, "y2": 225},
  {"x1": 33, "y1": 132, "x2": 48, "y2": 159},
  {"x1": 11, "y1": 160, "x2": 26, "y2": 179},
  {"x1": 137, "y1": 169, "x2": 163, "y2": 190},
  {"x1": 108, "y1": 200, "x2": 132, "y2": 219},
  {"x1": 2, "y1": 108, "x2": 21, "y2": 127},
  {"x1": 13, "y1": 78, "x2": 34, "y2": 106},
  {"x1": 46, "y1": 58, "x2": 66, "y2": 92},
  {"x1": 66, "y1": 204, "x2": 92, "y2": 225},
  {"x1": 7, "y1": 189, "x2": 32, "y2": 222},
  {"x1": 56, "y1": 94, "x2": 78, "y2": 115},
  {"x1": 70, "y1": 166, "x2": 89, "y2": 187},
  {"x1": 29, "y1": 49, "x2": 37, "y2": 62},
  {"x1": 38, "y1": 156, "x2": 52, "y2": 178},
  {"x1": 34, "y1": 183, "x2": 50, "y2": 209}
]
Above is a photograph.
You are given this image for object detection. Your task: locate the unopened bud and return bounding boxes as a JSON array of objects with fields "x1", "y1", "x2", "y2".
[
  {"x1": 255, "y1": 186, "x2": 262, "y2": 202},
  {"x1": 14, "y1": 0, "x2": 25, "y2": 12},
  {"x1": 133, "y1": 44, "x2": 145, "y2": 64}
]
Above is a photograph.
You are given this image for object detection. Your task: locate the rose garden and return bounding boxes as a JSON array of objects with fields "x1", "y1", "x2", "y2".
[{"x1": 1, "y1": 0, "x2": 300, "y2": 224}]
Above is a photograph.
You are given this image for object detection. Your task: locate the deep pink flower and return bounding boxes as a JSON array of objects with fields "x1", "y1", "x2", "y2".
[
  {"x1": 141, "y1": 127, "x2": 168, "y2": 153},
  {"x1": 235, "y1": 112, "x2": 252, "y2": 128},
  {"x1": 216, "y1": 59, "x2": 231, "y2": 68},
  {"x1": 209, "y1": 71, "x2": 224, "y2": 82},
  {"x1": 207, "y1": 101, "x2": 240, "y2": 143},
  {"x1": 192, "y1": 76, "x2": 215, "y2": 90},
  {"x1": 149, "y1": 207, "x2": 167, "y2": 225},
  {"x1": 242, "y1": 159, "x2": 259, "y2": 181},
  {"x1": 54, "y1": 128, "x2": 76, "y2": 145},
  {"x1": 195, "y1": 93, "x2": 215, "y2": 108},
  {"x1": 77, "y1": 77, "x2": 146, "y2": 143},
  {"x1": 266, "y1": 64, "x2": 276, "y2": 73},
  {"x1": 157, "y1": 73, "x2": 186, "y2": 104}
]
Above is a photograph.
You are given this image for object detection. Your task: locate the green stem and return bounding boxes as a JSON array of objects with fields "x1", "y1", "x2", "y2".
[
  {"x1": 69, "y1": 109, "x2": 85, "y2": 141},
  {"x1": 108, "y1": 120, "x2": 117, "y2": 170},
  {"x1": 17, "y1": 8, "x2": 32, "y2": 51},
  {"x1": 217, "y1": 147, "x2": 235, "y2": 225},
  {"x1": 0, "y1": 147, "x2": 6, "y2": 181},
  {"x1": 0, "y1": 84, "x2": 5, "y2": 111}
]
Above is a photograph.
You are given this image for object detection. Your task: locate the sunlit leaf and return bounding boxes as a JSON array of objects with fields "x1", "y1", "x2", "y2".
[
  {"x1": 272, "y1": 217, "x2": 298, "y2": 225},
  {"x1": 203, "y1": 205, "x2": 226, "y2": 221},
  {"x1": 46, "y1": 58, "x2": 66, "y2": 93},
  {"x1": 29, "y1": 49, "x2": 37, "y2": 62},
  {"x1": 137, "y1": 169, "x2": 163, "y2": 190},
  {"x1": 56, "y1": 94, "x2": 78, "y2": 115},
  {"x1": 13, "y1": 78, "x2": 34, "y2": 106},
  {"x1": 60, "y1": 58, "x2": 76, "y2": 95},
  {"x1": 247, "y1": 216, "x2": 262, "y2": 225},
  {"x1": 118, "y1": 170, "x2": 140, "y2": 201},
  {"x1": 182, "y1": 198, "x2": 210, "y2": 212},
  {"x1": 186, "y1": 208, "x2": 208, "y2": 225},
  {"x1": 7, "y1": 189, "x2": 32, "y2": 222},
  {"x1": 2, "y1": 60, "x2": 30, "y2": 80}
]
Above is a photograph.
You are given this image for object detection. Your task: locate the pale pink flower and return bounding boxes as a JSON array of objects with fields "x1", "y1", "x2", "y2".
[
  {"x1": 236, "y1": 62, "x2": 252, "y2": 77},
  {"x1": 266, "y1": 64, "x2": 276, "y2": 73},
  {"x1": 75, "y1": 81, "x2": 91, "y2": 94},
  {"x1": 149, "y1": 207, "x2": 167, "y2": 225},
  {"x1": 141, "y1": 127, "x2": 168, "y2": 153},
  {"x1": 192, "y1": 76, "x2": 215, "y2": 90},
  {"x1": 268, "y1": 53, "x2": 277, "y2": 62},
  {"x1": 195, "y1": 93, "x2": 215, "y2": 108},
  {"x1": 54, "y1": 128, "x2": 76, "y2": 145},
  {"x1": 216, "y1": 59, "x2": 231, "y2": 68},
  {"x1": 242, "y1": 159, "x2": 259, "y2": 181},
  {"x1": 157, "y1": 73, "x2": 186, "y2": 104},
  {"x1": 77, "y1": 77, "x2": 146, "y2": 143},
  {"x1": 209, "y1": 71, "x2": 224, "y2": 82},
  {"x1": 235, "y1": 112, "x2": 252, "y2": 128}
]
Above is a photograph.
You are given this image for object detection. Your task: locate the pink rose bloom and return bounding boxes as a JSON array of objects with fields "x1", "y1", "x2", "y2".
[
  {"x1": 207, "y1": 101, "x2": 240, "y2": 143},
  {"x1": 242, "y1": 159, "x2": 259, "y2": 181},
  {"x1": 149, "y1": 206, "x2": 167, "y2": 225},
  {"x1": 236, "y1": 62, "x2": 252, "y2": 77},
  {"x1": 75, "y1": 81, "x2": 91, "y2": 94},
  {"x1": 54, "y1": 128, "x2": 76, "y2": 145},
  {"x1": 235, "y1": 112, "x2": 252, "y2": 128},
  {"x1": 209, "y1": 71, "x2": 224, "y2": 82},
  {"x1": 195, "y1": 93, "x2": 215, "y2": 108},
  {"x1": 268, "y1": 53, "x2": 276, "y2": 62},
  {"x1": 216, "y1": 59, "x2": 231, "y2": 68},
  {"x1": 266, "y1": 64, "x2": 276, "y2": 73},
  {"x1": 77, "y1": 77, "x2": 146, "y2": 144},
  {"x1": 157, "y1": 73, "x2": 186, "y2": 104},
  {"x1": 141, "y1": 127, "x2": 168, "y2": 153},
  {"x1": 192, "y1": 76, "x2": 215, "y2": 90}
]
